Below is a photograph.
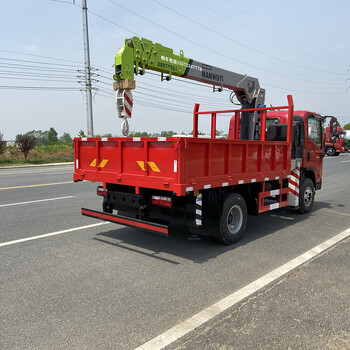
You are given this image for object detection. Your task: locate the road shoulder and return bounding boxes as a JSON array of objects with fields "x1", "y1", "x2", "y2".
[{"x1": 167, "y1": 236, "x2": 350, "y2": 350}]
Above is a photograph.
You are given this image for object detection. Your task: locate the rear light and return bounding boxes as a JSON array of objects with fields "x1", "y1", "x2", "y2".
[
  {"x1": 152, "y1": 195, "x2": 172, "y2": 207},
  {"x1": 97, "y1": 186, "x2": 108, "y2": 197}
]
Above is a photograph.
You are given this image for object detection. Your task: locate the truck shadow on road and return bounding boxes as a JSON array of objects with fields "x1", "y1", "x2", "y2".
[{"x1": 94, "y1": 200, "x2": 336, "y2": 264}]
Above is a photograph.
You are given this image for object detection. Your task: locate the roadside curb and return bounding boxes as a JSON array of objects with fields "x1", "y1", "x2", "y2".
[{"x1": 0, "y1": 162, "x2": 74, "y2": 169}]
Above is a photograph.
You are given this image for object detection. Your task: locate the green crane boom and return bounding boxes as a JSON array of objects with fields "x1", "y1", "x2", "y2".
[
  {"x1": 113, "y1": 36, "x2": 265, "y2": 137},
  {"x1": 114, "y1": 36, "x2": 265, "y2": 106}
]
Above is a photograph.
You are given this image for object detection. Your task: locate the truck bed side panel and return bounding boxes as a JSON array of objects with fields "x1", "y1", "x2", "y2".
[{"x1": 74, "y1": 137, "x2": 291, "y2": 195}]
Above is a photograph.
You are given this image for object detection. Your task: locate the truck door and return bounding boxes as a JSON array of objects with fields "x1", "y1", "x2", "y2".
[{"x1": 305, "y1": 114, "x2": 323, "y2": 185}]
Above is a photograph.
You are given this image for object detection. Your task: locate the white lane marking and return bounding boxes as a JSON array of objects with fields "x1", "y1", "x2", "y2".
[
  {"x1": 342, "y1": 160, "x2": 350, "y2": 163},
  {"x1": 0, "y1": 169, "x2": 73, "y2": 176},
  {"x1": 44, "y1": 171, "x2": 73, "y2": 175},
  {"x1": 0, "y1": 196, "x2": 74, "y2": 208},
  {"x1": 0, "y1": 181, "x2": 72, "y2": 190},
  {"x1": 0, "y1": 222, "x2": 109, "y2": 248},
  {"x1": 135, "y1": 227, "x2": 350, "y2": 350}
]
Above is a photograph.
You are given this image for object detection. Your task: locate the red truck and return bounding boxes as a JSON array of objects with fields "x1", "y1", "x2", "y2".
[
  {"x1": 324, "y1": 125, "x2": 349, "y2": 156},
  {"x1": 74, "y1": 37, "x2": 330, "y2": 244}
]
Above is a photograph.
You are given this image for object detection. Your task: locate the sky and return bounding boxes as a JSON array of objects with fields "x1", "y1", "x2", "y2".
[{"x1": 1, "y1": 0, "x2": 350, "y2": 140}]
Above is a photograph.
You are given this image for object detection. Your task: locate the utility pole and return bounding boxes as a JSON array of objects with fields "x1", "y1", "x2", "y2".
[{"x1": 81, "y1": 0, "x2": 94, "y2": 137}]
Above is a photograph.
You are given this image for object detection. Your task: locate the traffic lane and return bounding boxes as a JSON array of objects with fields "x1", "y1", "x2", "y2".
[
  {"x1": 1, "y1": 158, "x2": 349, "y2": 255},
  {"x1": 1, "y1": 203, "x2": 350, "y2": 349},
  {"x1": 0, "y1": 176, "x2": 96, "y2": 205},
  {"x1": 318, "y1": 154, "x2": 350, "y2": 218},
  {"x1": 0, "y1": 182, "x2": 102, "y2": 243},
  {"x1": 167, "y1": 236, "x2": 350, "y2": 350},
  {"x1": 1, "y1": 158, "x2": 349, "y2": 349},
  {"x1": 0, "y1": 165, "x2": 74, "y2": 189},
  {"x1": 323, "y1": 153, "x2": 350, "y2": 175}
]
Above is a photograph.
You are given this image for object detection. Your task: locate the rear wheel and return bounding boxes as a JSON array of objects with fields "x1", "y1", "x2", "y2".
[
  {"x1": 217, "y1": 193, "x2": 247, "y2": 245},
  {"x1": 298, "y1": 178, "x2": 315, "y2": 214}
]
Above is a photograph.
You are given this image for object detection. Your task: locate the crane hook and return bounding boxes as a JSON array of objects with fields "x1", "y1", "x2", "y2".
[{"x1": 121, "y1": 118, "x2": 129, "y2": 136}]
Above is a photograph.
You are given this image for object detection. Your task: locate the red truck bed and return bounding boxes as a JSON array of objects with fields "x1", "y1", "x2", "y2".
[{"x1": 73, "y1": 136, "x2": 291, "y2": 196}]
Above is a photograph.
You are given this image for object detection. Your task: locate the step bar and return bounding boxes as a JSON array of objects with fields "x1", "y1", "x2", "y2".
[{"x1": 81, "y1": 208, "x2": 169, "y2": 235}]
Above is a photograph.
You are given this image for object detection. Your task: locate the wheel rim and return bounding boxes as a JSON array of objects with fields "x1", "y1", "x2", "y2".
[
  {"x1": 226, "y1": 204, "x2": 243, "y2": 234},
  {"x1": 303, "y1": 187, "x2": 313, "y2": 207}
]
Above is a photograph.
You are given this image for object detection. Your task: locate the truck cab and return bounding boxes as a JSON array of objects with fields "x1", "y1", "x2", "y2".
[
  {"x1": 265, "y1": 110, "x2": 324, "y2": 190},
  {"x1": 325, "y1": 126, "x2": 349, "y2": 156}
]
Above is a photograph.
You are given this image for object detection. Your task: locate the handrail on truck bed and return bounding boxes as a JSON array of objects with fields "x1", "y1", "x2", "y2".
[{"x1": 192, "y1": 95, "x2": 294, "y2": 147}]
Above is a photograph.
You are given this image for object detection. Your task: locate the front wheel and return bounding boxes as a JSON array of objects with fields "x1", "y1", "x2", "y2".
[
  {"x1": 298, "y1": 178, "x2": 315, "y2": 214},
  {"x1": 326, "y1": 147, "x2": 336, "y2": 156},
  {"x1": 217, "y1": 193, "x2": 247, "y2": 245}
]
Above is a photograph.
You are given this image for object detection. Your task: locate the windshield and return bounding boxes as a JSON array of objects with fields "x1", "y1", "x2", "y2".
[{"x1": 266, "y1": 118, "x2": 279, "y2": 126}]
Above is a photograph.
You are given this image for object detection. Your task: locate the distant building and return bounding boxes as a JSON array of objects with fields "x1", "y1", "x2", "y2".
[{"x1": 5, "y1": 140, "x2": 16, "y2": 147}]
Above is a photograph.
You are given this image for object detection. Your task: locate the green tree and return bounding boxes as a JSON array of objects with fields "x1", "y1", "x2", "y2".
[
  {"x1": 344, "y1": 123, "x2": 350, "y2": 130},
  {"x1": 16, "y1": 134, "x2": 36, "y2": 161},
  {"x1": 94, "y1": 133, "x2": 114, "y2": 138},
  {"x1": 0, "y1": 132, "x2": 6, "y2": 155},
  {"x1": 78, "y1": 130, "x2": 86, "y2": 137},
  {"x1": 25, "y1": 130, "x2": 49, "y2": 146},
  {"x1": 59, "y1": 132, "x2": 73, "y2": 145},
  {"x1": 160, "y1": 130, "x2": 176, "y2": 137},
  {"x1": 128, "y1": 131, "x2": 150, "y2": 137},
  {"x1": 48, "y1": 127, "x2": 58, "y2": 144}
]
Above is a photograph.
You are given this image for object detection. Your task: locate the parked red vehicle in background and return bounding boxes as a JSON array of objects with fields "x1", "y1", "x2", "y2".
[{"x1": 324, "y1": 126, "x2": 349, "y2": 156}]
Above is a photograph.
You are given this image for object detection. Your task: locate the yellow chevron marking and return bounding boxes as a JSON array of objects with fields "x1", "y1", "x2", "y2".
[
  {"x1": 147, "y1": 161, "x2": 161, "y2": 173},
  {"x1": 98, "y1": 159, "x2": 109, "y2": 168},
  {"x1": 137, "y1": 161, "x2": 146, "y2": 171},
  {"x1": 90, "y1": 159, "x2": 97, "y2": 167}
]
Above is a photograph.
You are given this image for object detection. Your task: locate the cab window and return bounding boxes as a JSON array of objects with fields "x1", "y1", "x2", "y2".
[
  {"x1": 266, "y1": 118, "x2": 279, "y2": 126},
  {"x1": 308, "y1": 116, "x2": 322, "y2": 148}
]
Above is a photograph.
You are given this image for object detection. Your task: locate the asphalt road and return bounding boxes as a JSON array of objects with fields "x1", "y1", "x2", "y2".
[{"x1": 0, "y1": 154, "x2": 349, "y2": 350}]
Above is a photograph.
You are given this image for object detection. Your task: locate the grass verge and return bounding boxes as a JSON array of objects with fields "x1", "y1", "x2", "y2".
[{"x1": 0, "y1": 144, "x2": 74, "y2": 166}]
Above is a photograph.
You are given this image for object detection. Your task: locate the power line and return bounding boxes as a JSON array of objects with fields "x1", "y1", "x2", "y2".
[
  {"x1": 106, "y1": 0, "x2": 345, "y2": 85},
  {"x1": 262, "y1": 82, "x2": 347, "y2": 95},
  {"x1": 0, "y1": 49, "x2": 83, "y2": 65},
  {"x1": 96, "y1": 89, "x2": 193, "y2": 114},
  {"x1": 221, "y1": 0, "x2": 348, "y2": 65},
  {"x1": 97, "y1": 73, "x2": 230, "y2": 103},
  {"x1": 0, "y1": 63, "x2": 80, "y2": 74},
  {"x1": 0, "y1": 57, "x2": 83, "y2": 69},
  {"x1": 191, "y1": 0, "x2": 345, "y2": 68},
  {"x1": 0, "y1": 85, "x2": 81, "y2": 90},
  {"x1": 95, "y1": 84, "x2": 224, "y2": 110},
  {"x1": 153, "y1": 0, "x2": 343, "y2": 76},
  {"x1": 0, "y1": 76, "x2": 79, "y2": 83},
  {"x1": 87, "y1": 8, "x2": 139, "y2": 36},
  {"x1": 0, "y1": 71, "x2": 78, "y2": 79}
]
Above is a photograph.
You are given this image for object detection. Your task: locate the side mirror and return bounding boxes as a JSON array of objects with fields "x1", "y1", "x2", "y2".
[{"x1": 330, "y1": 117, "x2": 337, "y2": 134}]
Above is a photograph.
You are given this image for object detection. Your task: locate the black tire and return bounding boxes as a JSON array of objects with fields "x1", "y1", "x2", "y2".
[
  {"x1": 217, "y1": 193, "x2": 247, "y2": 245},
  {"x1": 326, "y1": 147, "x2": 336, "y2": 156},
  {"x1": 297, "y1": 178, "x2": 315, "y2": 214}
]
